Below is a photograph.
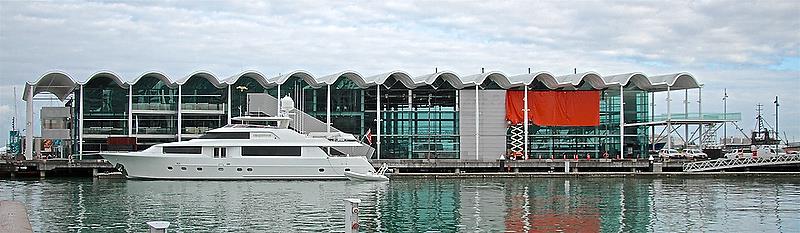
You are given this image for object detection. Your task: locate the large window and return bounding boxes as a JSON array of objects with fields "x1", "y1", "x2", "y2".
[
  {"x1": 163, "y1": 146, "x2": 202, "y2": 154},
  {"x1": 241, "y1": 146, "x2": 301, "y2": 156},
  {"x1": 518, "y1": 83, "x2": 650, "y2": 159},
  {"x1": 371, "y1": 77, "x2": 460, "y2": 159},
  {"x1": 200, "y1": 132, "x2": 250, "y2": 139}
]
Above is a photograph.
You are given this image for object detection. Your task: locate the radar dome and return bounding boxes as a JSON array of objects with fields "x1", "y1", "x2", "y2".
[{"x1": 280, "y1": 96, "x2": 295, "y2": 111}]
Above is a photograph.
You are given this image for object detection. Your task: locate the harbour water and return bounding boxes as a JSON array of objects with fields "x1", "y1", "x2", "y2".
[{"x1": 1, "y1": 177, "x2": 799, "y2": 232}]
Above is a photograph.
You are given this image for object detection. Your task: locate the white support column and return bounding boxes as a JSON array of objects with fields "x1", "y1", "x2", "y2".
[
  {"x1": 327, "y1": 85, "x2": 331, "y2": 133},
  {"x1": 619, "y1": 85, "x2": 625, "y2": 159},
  {"x1": 651, "y1": 92, "x2": 655, "y2": 150},
  {"x1": 79, "y1": 84, "x2": 84, "y2": 160},
  {"x1": 523, "y1": 85, "x2": 529, "y2": 160},
  {"x1": 128, "y1": 86, "x2": 133, "y2": 137},
  {"x1": 376, "y1": 85, "x2": 381, "y2": 160},
  {"x1": 25, "y1": 85, "x2": 34, "y2": 160},
  {"x1": 684, "y1": 89, "x2": 689, "y2": 147},
  {"x1": 177, "y1": 85, "x2": 182, "y2": 142},
  {"x1": 475, "y1": 85, "x2": 480, "y2": 160},
  {"x1": 666, "y1": 85, "x2": 672, "y2": 152},
  {"x1": 227, "y1": 85, "x2": 232, "y2": 124},
  {"x1": 698, "y1": 85, "x2": 703, "y2": 150},
  {"x1": 277, "y1": 84, "x2": 281, "y2": 116}
]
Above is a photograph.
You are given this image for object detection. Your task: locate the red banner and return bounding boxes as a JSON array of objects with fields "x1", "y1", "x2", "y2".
[{"x1": 506, "y1": 90, "x2": 600, "y2": 126}]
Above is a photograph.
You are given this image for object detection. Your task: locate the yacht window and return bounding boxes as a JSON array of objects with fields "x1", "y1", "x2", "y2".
[
  {"x1": 199, "y1": 132, "x2": 250, "y2": 139},
  {"x1": 163, "y1": 146, "x2": 202, "y2": 154},
  {"x1": 213, "y1": 147, "x2": 227, "y2": 158},
  {"x1": 241, "y1": 146, "x2": 301, "y2": 156}
]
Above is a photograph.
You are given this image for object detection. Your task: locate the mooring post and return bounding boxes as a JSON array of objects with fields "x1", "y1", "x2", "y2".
[
  {"x1": 564, "y1": 161, "x2": 570, "y2": 173},
  {"x1": 344, "y1": 199, "x2": 361, "y2": 233},
  {"x1": 146, "y1": 221, "x2": 170, "y2": 233},
  {"x1": 38, "y1": 170, "x2": 45, "y2": 179},
  {"x1": 92, "y1": 168, "x2": 98, "y2": 177}
]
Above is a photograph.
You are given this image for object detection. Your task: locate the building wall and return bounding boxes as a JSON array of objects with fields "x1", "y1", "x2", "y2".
[{"x1": 459, "y1": 89, "x2": 507, "y2": 161}]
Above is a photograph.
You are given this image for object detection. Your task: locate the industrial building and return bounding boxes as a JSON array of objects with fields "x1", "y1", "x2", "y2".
[{"x1": 21, "y1": 69, "x2": 705, "y2": 161}]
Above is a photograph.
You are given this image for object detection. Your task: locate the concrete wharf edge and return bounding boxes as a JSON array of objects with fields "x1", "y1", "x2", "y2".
[
  {"x1": 389, "y1": 172, "x2": 800, "y2": 179},
  {"x1": 0, "y1": 201, "x2": 33, "y2": 233}
]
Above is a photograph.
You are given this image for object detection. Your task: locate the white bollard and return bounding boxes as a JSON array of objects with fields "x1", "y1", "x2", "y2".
[
  {"x1": 344, "y1": 199, "x2": 361, "y2": 233},
  {"x1": 564, "y1": 161, "x2": 570, "y2": 173},
  {"x1": 146, "y1": 221, "x2": 170, "y2": 233}
]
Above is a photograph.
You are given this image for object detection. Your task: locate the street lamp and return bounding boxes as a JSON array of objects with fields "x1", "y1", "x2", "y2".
[
  {"x1": 723, "y1": 89, "x2": 728, "y2": 147},
  {"x1": 236, "y1": 86, "x2": 248, "y2": 116}
]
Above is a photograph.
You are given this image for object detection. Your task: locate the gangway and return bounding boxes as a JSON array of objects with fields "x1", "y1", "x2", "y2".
[{"x1": 683, "y1": 154, "x2": 800, "y2": 172}]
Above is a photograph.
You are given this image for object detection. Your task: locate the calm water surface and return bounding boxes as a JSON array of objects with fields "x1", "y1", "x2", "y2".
[{"x1": 1, "y1": 177, "x2": 799, "y2": 232}]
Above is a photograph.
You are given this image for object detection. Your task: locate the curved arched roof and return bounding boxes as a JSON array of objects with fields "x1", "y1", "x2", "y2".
[
  {"x1": 25, "y1": 69, "x2": 702, "y2": 101},
  {"x1": 132, "y1": 71, "x2": 178, "y2": 88},
  {"x1": 24, "y1": 71, "x2": 77, "y2": 101},
  {"x1": 176, "y1": 71, "x2": 225, "y2": 88},
  {"x1": 364, "y1": 70, "x2": 414, "y2": 88},
  {"x1": 85, "y1": 71, "x2": 129, "y2": 88},
  {"x1": 319, "y1": 70, "x2": 368, "y2": 88},
  {"x1": 223, "y1": 70, "x2": 274, "y2": 88},
  {"x1": 412, "y1": 71, "x2": 462, "y2": 89},
  {"x1": 268, "y1": 70, "x2": 321, "y2": 88}
]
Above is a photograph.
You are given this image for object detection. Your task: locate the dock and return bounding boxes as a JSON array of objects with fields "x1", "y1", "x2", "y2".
[
  {"x1": 1, "y1": 159, "x2": 116, "y2": 178},
  {"x1": 2, "y1": 156, "x2": 798, "y2": 178},
  {"x1": 372, "y1": 159, "x2": 685, "y2": 173},
  {"x1": 0, "y1": 201, "x2": 33, "y2": 233}
]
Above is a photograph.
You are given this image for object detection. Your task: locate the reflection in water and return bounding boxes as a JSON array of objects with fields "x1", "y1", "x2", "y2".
[{"x1": 1, "y1": 177, "x2": 799, "y2": 232}]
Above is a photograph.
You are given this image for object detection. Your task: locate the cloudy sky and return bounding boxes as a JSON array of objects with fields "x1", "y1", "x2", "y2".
[{"x1": 0, "y1": 0, "x2": 798, "y2": 144}]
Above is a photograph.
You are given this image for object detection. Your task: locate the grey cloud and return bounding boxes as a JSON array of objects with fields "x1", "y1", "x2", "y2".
[{"x1": 0, "y1": 0, "x2": 798, "y2": 143}]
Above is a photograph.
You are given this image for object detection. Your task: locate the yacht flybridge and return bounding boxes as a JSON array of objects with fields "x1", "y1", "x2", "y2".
[{"x1": 101, "y1": 97, "x2": 376, "y2": 180}]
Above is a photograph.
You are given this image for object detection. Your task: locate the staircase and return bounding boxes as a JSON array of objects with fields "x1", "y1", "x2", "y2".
[{"x1": 246, "y1": 93, "x2": 374, "y2": 157}]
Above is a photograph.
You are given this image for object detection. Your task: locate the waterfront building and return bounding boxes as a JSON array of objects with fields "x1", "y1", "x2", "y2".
[{"x1": 22, "y1": 69, "x2": 702, "y2": 161}]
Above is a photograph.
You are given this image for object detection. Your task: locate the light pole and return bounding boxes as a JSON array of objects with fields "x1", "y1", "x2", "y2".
[
  {"x1": 774, "y1": 96, "x2": 779, "y2": 146},
  {"x1": 723, "y1": 89, "x2": 728, "y2": 147},
  {"x1": 236, "y1": 86, "x2": 248, "y2": 117}
]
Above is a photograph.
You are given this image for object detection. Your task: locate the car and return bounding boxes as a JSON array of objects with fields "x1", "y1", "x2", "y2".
[
  {"x1": 658, "y1": 149, "x2": 682, "y2": 159},
  {"x1": 683, "y1": 149, "x2": 708, "y2": 160}
]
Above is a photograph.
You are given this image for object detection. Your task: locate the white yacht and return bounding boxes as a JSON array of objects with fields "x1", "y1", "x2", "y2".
[{"x1": 101, "y1": 116, "x2": 376, "y2": 180}]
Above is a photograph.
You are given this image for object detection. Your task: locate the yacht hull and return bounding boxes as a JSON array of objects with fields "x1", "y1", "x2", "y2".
[{"x1": 102, "y1": 152, "x2": 375, "y2": 180}]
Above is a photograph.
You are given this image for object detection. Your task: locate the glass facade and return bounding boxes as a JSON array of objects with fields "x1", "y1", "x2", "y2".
[
  {"x1": 131, "y1": 76, "x2": 177, "y2": 137},
  {"x1": 73, "y1": 73, "x2": 657, "y2": 160},
  {"x1": 180, "y1": 76, "x2": 227, "y2": 135},
  {"x1": 520, "y1": 82, "x2": 650, "y2": 159},
  {"x1": 374, "y1": 77, "x2": 460, "y2": 159},
  {"x1": 230, "y1": 76, "x2": 269, "y2": 118}
]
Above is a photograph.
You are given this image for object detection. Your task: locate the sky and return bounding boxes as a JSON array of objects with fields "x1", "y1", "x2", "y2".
[{"x1": 0, "y1": 0, "x2": 798, "y2": 144}]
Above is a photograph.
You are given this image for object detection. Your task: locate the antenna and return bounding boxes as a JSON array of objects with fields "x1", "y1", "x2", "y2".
[
  {"x1": 755, "y1": 103, "x2": 764, "y2": 132},
  {"x1": 12, "y1": 86, "x2": 17, "y2": 130}
]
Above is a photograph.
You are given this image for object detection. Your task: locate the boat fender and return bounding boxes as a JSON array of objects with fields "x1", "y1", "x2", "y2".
[{"x1": 351, "y1": 222, "x2": 359, "y2": 230}]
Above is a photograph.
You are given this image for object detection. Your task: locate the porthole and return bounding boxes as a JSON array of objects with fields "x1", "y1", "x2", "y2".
[
  {"x1": 218, "y1": 167, "x2": 224, "y2": 172},
  {"x1": 246, "y1": 168, "x2": 253, "y2": 172},
  {"x1": 197, "y1": 167, "x2": 203, "y2": 171},
  {"x1": 237, "y1": 168, "x2": 243, "y2": 172},
  {"x1": 181, "y1": 167, "x2": 187, "y2": 171},
  {"x1": 344, "y1": 168, "x2": 351, "y2": 172},
  {"x1": 318, "y1": 168, "x2": 325, "y2": 173},
  {"x1": 167, "y1": 166, "x2": 173, "y2": 171}
]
